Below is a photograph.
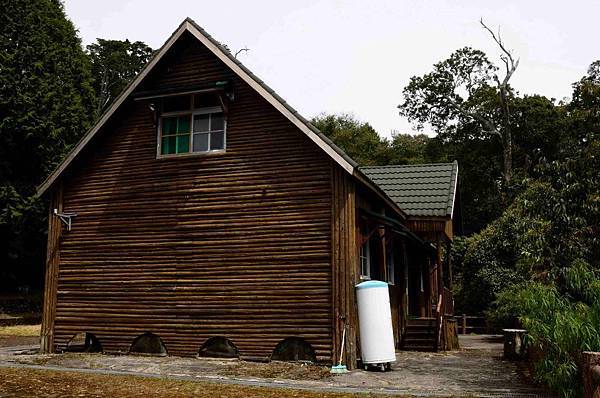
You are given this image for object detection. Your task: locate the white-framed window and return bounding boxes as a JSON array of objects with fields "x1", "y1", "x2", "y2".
[
  {"x1": 360, "y1": 239, "x2": 371, "y2": 280},
  {"x1": 386, "y1": 246, "x2": 395, "y2": 285},
  {"x1": 157, "y1": 94, "x2": 226, "y2": 157}
]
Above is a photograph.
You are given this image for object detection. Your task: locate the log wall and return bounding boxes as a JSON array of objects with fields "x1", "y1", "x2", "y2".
[
  {"x1": 48, "y1": 32, "x2": 335, "y2": 361},
  {"x1": 331, "y1": 167, "x2": 358, "y2": 368}
]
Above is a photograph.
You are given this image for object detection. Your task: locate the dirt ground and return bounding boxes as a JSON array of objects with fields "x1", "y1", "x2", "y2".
[
  {"x1": 0, "y1": 367, "x2": 381, "y2": 398},
  {"x1": 0, "y1": 335, "x2": 38, "y2": 348},
  {"x1": 0, "y1": 329, "x2": 548, "y2": 397}
]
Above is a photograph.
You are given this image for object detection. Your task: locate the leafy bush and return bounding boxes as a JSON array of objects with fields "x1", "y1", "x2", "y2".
[{"x1": 493, "y1": 261, "x2": 600, "y2": 397}]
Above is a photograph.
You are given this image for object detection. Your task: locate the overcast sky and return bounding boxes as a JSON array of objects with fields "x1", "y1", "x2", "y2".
[{"x1": 63, "y1": 0, "x2": 598, "y2": 138}]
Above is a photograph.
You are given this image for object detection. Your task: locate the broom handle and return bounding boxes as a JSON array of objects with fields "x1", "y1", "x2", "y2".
[{"x1": 338, "y1": 324, "x2": 346, "y2": 366}]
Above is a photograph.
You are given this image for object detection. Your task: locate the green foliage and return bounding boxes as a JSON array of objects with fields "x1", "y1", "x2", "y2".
[
  {"x1": 511, "y1": 95, "x2": 570, "y2": 168},
  {"x1": 311, "y1": 113, "x2": 392, "y2": 166},
  {"x1": 388, "y1": 133, "x2": 431, "y2": 164},
  {"x1": 456, "y1": 131, "x2": 600, "y2": 313},
  {"x1": 0, "y1": 0, "x2": 96, "y2": 290},
  {"x1": 87, "y1": 39, "x2": 153, "y2": 113},
  {"x1": 452, "y1": 207, "x2": 527, "y2": 314},
  {"x1": 493, "y1": 263, "x2": 600, "y2": 397}
]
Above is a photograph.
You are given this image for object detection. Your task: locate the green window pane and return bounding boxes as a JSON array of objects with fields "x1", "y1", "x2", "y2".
[
  {"x1": 177, "y1": 115, "x2": 190, "y2": 133},
  {"x1": 161, "y1": 135, "x2": 177, "y2": 155},
  {"x1": 162, "y1": 117, "x2": 177, "y2": 135},
  {"x1": 176, "y1": 134, "x2": 190, "y2": 153}
]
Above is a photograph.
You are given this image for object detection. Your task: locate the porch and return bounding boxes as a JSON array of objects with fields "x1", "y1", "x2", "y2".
[{"x1": 357, "y1": 209, "x2": 456, "y2": 352}]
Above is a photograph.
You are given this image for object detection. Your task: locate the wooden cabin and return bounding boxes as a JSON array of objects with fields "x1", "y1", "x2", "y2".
[{"x1": 36, "y1": 18, "x2": 459, "y2": 368}]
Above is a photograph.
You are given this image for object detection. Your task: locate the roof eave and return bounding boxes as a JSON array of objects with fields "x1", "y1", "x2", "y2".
[
  {"x1": 449, "y1": 161, "x2": 459, "y2": 219},
  {"x1": 353, "y1": 169, "x2": 408, "y2": 220}
]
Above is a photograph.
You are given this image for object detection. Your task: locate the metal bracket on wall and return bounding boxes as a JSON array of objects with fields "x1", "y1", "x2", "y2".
[{"x1": 53, "y1": 208, "x2": 77, "y2": 231}]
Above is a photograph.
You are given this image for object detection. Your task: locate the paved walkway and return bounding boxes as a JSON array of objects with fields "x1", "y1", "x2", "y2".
[{"x1": 0, "y1": 336, "x2": 549, "y2": 397}]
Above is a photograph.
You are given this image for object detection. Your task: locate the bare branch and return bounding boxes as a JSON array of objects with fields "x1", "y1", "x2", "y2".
[
  {"x1": 480, "y1": 19, "x2": 520, "y2": 88},
  {"x1": 480, "y1": 19, "x2": 513, "y2": 64}
]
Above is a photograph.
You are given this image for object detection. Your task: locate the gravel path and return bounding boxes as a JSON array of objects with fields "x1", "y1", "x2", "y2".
[{"x1": 0, "y1": 335, "x2": 550, "y2": 397}]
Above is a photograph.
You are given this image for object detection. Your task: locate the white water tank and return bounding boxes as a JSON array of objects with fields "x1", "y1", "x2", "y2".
[{"x1": 356, "y1": 280, "x2": 396, "y2": 365}]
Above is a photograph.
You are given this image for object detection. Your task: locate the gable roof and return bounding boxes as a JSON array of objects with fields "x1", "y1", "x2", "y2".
[
  {"x1": 36, "y1": 18, "x2": 358, "y2": 197},
  {"x1": 359, "y1": 162, "x2": 459, "y2": 218}
]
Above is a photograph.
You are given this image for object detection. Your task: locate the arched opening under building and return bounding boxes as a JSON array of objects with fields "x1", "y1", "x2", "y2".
[
  {"x1": 198, "y1": 336, "x2": 240, "y2": 359},
  {"x1": 129, "y1": 332, "x2": 168, "y2": 356},
  {"x1": 65, "y1": 332, "x2": 103, "y2": 353},
  {"x1": 271, "y1": 337, "x2": 316, "y2": 362}
]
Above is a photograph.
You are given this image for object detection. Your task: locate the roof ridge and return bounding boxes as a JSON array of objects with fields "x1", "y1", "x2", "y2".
[{"x1": 360, "y1": 162, "x2": 456, "y2": 169}]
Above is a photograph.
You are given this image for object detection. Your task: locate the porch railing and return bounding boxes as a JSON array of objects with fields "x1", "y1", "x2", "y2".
[{"x1": 456, "y1": 315, "x2": 497, "y2": 334}]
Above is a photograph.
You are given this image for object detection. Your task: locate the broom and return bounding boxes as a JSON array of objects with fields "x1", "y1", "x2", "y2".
[{"x1": 330, "y1": 321, "x2": 348, "y2": 374}]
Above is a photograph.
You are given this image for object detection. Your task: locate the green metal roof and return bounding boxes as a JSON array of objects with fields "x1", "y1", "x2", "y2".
[{"x1": 359, "y1": 162, "x2": 458, "y2": 217}]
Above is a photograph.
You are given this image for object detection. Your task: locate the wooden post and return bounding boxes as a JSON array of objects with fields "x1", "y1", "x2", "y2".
[
  {"x1": 583, "y1": 351, "x2": 600, "y2": 398},
  {"x1": 446, "y1": 241, "x2": 453, "y2": 291},
  {"x1": 502, "y1": 329, "x2": 527, "y2": 360},
  {"x1": 40, "y1": 184, "x2": 63, "y2": 353},
  {"x1": 401, "y1": 240, "x2": 409, "y2": 333},
  {"x1": 331, "y1": 167, "x2": 358, "y2": 369},
  {"x1": 436, "y1": 235, "x2": 444, "y2": 308},
  {"x1": 462, "y1": 314, "x2": 467, "y2": 335}
]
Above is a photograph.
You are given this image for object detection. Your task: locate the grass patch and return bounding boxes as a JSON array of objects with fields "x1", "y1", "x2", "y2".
[{"x1": 0, "y1": 324, "x2": 40, "y2": 336}]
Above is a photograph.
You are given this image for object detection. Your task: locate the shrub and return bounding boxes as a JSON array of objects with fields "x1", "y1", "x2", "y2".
[{"x1": 492, "y1": 261, "x2": 600, "y2": 397}]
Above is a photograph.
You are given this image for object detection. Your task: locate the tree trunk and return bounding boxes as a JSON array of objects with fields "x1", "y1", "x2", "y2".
[
  {"x1": 499, "y1": 87, "x2": 513, "y2": 187},
  {"x1": 502, "y1": 130, "x2": 512, "y2": 187}
]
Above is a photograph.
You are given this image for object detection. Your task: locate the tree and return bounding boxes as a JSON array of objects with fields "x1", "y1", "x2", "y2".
[
  {"x1": 511, "y1": 95, "x2": 568, "y2": 171},
  {"x1": 0, "y1": 0, "x2": 96, "y2": 291},
  {"x1": 388, "y1": 133, "x2": 430, "y2": 165},
  {"x1": 87, "y1": 39, "x2": 153, "y2": 113},
  {"x1": 568, "y1": 61, "x2": 600, "y2": 150},
  {"x1": 398, "y1": 20, "x2": 519, "y2": 187},
  {"x1": 311, "y1": 113, "x2": 391, "y2": 166}
]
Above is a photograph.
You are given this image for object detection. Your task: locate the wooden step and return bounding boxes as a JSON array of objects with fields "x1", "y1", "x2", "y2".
[
  {"x1": 402, "y1": 345, "x2": 436, "y2": 352},
  {"x1": 406, "y1": 318, "x2": 435, "y2": 325},
  {"x1": 404, "y1": 326, "x2": 436, "y2": 333},
  {"x1": 401, "y1": 317, "x2": 438, "y2": 352}
]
